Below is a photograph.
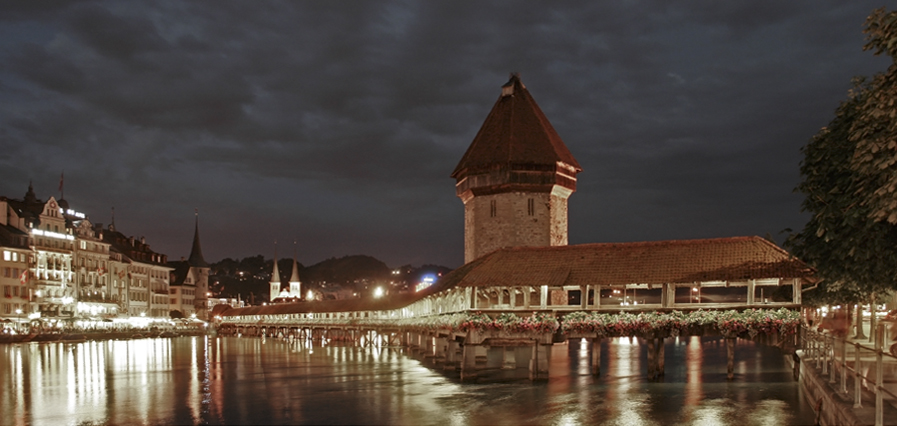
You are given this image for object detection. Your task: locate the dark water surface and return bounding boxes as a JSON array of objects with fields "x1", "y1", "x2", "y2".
[{"x1": 1, "y1": 335, "x2": 816, "y2": 425}]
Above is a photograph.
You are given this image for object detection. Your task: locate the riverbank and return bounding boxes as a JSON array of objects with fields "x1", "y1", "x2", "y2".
[{"x1": 0, "y1": 328, "x2": 211, "y2": 344}]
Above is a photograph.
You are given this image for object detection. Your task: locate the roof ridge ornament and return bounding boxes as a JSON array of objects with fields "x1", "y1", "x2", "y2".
[{"x1": 501, "y1": 72, "x2": 523, "y2": 97}]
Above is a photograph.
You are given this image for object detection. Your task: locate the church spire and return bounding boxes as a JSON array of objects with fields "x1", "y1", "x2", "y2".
[
  {"x1": 271, "y1": 241, "x2": 281, "y2": 283},
  {"x1": 270, "y1": 241, "x2": 281, "y2": 301},
  {"x1": 24, "y1": 181, "x2": 38, "y2": 205},
  {"x1": 288, "y1": 240, "x2": 302, "y2": 298},
  {"x1": 188, "y1": 209, "x2": 209, "y2": 267},
  {"x1": 289, "y1": 240, "x2": 300, "y2": 283}
]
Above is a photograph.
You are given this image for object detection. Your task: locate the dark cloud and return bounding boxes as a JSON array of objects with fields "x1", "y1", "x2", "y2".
[{"x1": 0, "y1": 0, "x2": 891, "y2": 268}]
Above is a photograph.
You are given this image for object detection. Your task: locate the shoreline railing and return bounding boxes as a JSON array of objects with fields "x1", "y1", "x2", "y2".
[{"x1": 801, "y1": 322, "x2": 897, "y2": 426}]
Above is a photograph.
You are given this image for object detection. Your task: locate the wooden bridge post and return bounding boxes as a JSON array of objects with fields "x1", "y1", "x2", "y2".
[
  {"x1": 445, "y1": 338, "x2": 460, "y2": 371},
  {"x1": 461, "y1": 343, "x2": 479, "y2": 381},
  {"x1": 726, "y1": 338, "x2": 735, "y2": 380},
  {"x1": 529, "y1": 342, "x2": 550, "y2": 381},
  {"x1": 502, "y1": 346, "x2": 516, "y2": 370},
  {"x1": 435, "y1": 336, "x2": 448, "y2": 365},
  {"x1": 423, "y1": 334, "x2": 435, "y2": 359},
  {"x1": 590, "y1": 338, "x2": 601, "y2": 376},
  {"x1": 407, "y1": 332, "x2": 419, "y2": 354},
  {"x1": 647, "y1": 338, "x2": 657, "y2": 379}
]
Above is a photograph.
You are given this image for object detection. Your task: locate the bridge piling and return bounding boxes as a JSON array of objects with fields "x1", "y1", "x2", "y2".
[
  {"x1": 461, "y1": 344, "x2": 478, "y2": 381},
  {"x1": 647, "y1": 339, "x2": 657, "y2": 379},
  {"x1": 530, "y1": 343, "x2": 550, "y2": 381},
  {"x1": 726, "y1": 338, "x2": 735, "y2": 380},
  {"x1": 590, "y1": 338, "x2": 601, "y2": 376},
  {"x1": 445, "y1": 339, "x2": 460, "y2": 371}
]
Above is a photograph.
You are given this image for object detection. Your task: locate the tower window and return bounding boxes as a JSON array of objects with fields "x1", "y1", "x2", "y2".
[
  {"x1": 490, "y1": 200, "x2": 496, "y2": 217},
  {"x1": 527, "y1": 198, "x2": 535, "y2": 216}
]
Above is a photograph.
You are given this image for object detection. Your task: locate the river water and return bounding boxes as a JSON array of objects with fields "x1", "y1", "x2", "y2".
[{"x1": 1, "y1": 335, "x2": 816, "y2": 425}]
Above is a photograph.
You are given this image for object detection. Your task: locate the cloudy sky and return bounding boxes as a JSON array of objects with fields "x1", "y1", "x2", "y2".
[{"x1": 0, "y1": 1, "x2": 891, "y2": 268}]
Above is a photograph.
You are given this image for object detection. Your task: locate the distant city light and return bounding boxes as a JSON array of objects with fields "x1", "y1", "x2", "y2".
[
  {"x1": 414, "y1": 275, "x2": 437, "y2": 292},
  {"x1": 373, "y1": 287, "x2": 384, "y2": 298}
]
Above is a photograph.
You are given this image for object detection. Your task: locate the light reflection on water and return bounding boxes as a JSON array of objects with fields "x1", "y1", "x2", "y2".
[{"x1": 0, "y1": 335, "x2": 815, "y2": 425}]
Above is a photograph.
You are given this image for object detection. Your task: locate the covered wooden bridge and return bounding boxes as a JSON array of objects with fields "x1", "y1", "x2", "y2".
[{"x1": 218, "y1": 236, "x2": 814, "y2": 381}]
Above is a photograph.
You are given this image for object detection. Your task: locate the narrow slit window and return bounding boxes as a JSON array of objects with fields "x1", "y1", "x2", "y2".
[
  {"x1": 527, "y1": 198, "x2": 535, "y2": 216},
  {"x1": 490, "y1": 200, "x2": 497, "y2": 217}
]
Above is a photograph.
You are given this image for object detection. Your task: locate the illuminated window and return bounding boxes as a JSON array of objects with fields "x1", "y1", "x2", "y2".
[{"x1": 3, "y1": 251, "x2": 9, "y2": 261}]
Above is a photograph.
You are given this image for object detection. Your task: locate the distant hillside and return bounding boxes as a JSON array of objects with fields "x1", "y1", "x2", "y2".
[
  {"x1": 301, "y1": 255, "x2": 390, "y2": 285},
  {"x1": 208, "y1": 254, "x2": 449, "y2": 302}
]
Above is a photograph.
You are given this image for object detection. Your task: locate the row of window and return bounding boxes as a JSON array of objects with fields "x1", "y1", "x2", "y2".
[
  {"x1": 78, "y1": 258, "x2": 107, "y2": 269},
  {"x1": 2, "y1": 303, "x2": 25, "y2": 314},
  {"x1": 2, "y1": 251, "x2": 25, "y2": 263},
  {"x1": 78, "y1": 240, "x2": 109, "y2": 253},
  {"x1": 3, "y1": 285, "x2": 27, "y2": 298},
  {"x1": 170, "y1": 297, "x2": 194, "y2": 306},
  {"x1": 2, "y1": 267, "x2": 22, "y2": 279}
]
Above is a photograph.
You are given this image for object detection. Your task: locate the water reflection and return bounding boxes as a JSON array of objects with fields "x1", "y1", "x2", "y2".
[{"x1": 0, "y1": 335, "x2": 814, "y2": 425}]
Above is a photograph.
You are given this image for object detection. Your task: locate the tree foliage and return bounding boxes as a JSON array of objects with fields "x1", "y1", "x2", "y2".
[
  {"x1": 850, "y1": 8, "x2": 897, "y2": 223},
  {"x1": 788, "y1": 8, "x2": 897, "y2": 304}
]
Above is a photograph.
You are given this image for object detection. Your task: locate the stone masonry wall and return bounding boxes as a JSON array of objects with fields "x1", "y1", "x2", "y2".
[{"x1": 463, "y1": 186, "x2": 571, "y2": 263}]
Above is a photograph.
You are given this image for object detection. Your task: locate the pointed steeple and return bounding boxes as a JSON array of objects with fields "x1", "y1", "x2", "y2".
[
  {"x1": 24, "y1": 181, "x2": 38, "y2": 205},
  {"x1": 289, "y1": 240, "x2": 301, "y2": 298},
  {"x1": 270, "y1": 242, "x2": 281, "y2": 283},
  {"x1": 270, "y1": 241, "x2": 281, "y2": 302},
  {"x1": 188, "y1": 209, "x2": 210, "y2": 267},
  {"x1": 289, "y1": 241, "x2": 300, "y2": 283}
]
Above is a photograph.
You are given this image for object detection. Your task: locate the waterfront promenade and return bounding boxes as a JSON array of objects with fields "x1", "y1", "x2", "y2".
[{"x1": 799, "y1": 321, "x2": 897, "y2": 426}]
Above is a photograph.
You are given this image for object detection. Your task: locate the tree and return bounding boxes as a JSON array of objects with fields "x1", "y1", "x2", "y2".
[
  {"x1": 788, "y1": 8, "x2": 897, "y2": 335},
  {"x1": 787, "y1": 83, "x2": 897, "y2": 303},
  {"x1": 850, "y1": 8, "x2": 897, "y2": 223}
]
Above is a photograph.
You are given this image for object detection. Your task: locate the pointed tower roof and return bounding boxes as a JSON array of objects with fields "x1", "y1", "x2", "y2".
[
  {"x1": 270, "y1": 242, "x2": 281, "y2": 283},
  {"x1": 289, "y1": 241, "x2": 300, "y2": 283},
  {"x1": 188, "y1": 210, "x2": 210, "y2": 268},
  {"x1": 24, "y1": 182, "x2": 39, "y2": 205},
  {"x1": 452, "y1": 73, "x2": 581, "y2": 179}
]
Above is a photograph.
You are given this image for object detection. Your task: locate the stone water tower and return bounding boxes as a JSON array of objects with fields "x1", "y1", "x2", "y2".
[{"x1": 452, "y1": 74, "x2": 581, "y2": 263}]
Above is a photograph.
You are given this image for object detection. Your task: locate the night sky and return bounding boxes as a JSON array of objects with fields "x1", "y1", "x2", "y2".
[{"x1": 0, "y1": 1, "x2": 891, "y2": 269}]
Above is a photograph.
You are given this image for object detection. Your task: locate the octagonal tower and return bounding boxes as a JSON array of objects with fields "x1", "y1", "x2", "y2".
[{"x1": 452, "y1": 74, "x2": 582, "y2": 264}]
